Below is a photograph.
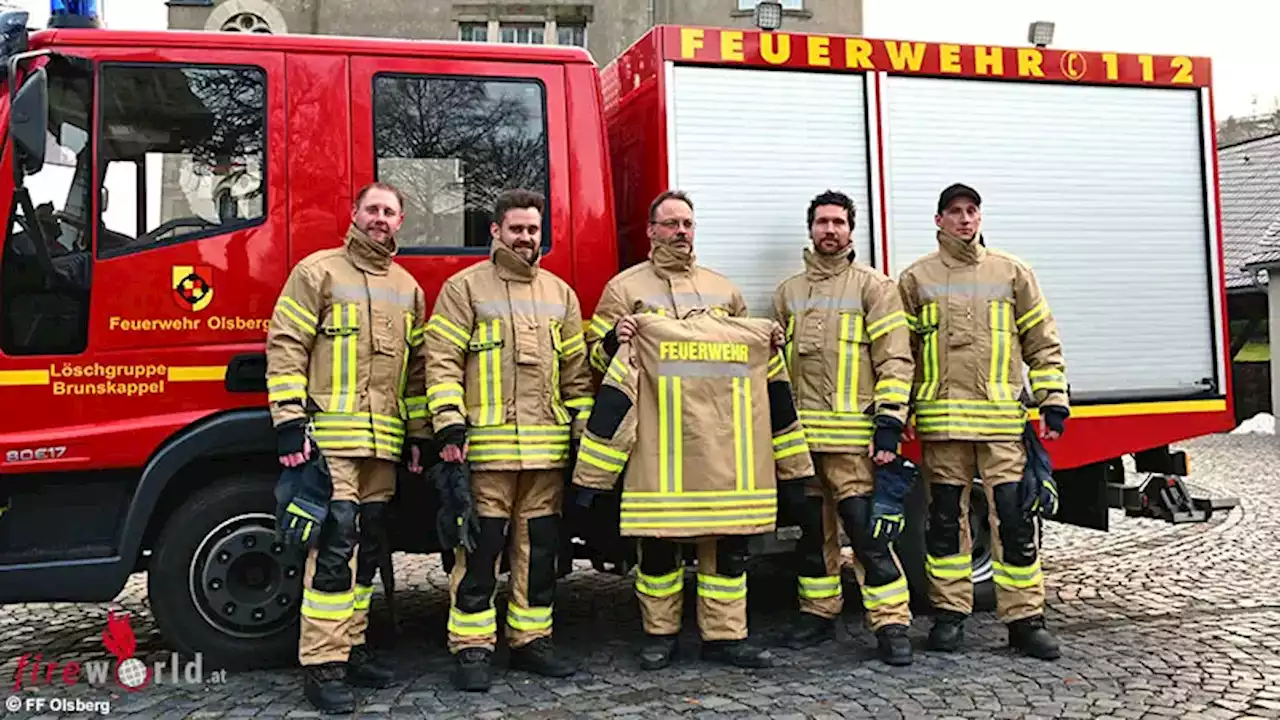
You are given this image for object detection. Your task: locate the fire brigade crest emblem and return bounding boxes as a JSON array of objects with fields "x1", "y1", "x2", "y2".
[{"x1": 172, "y1": 265, "x2": 214, "y2": 312}]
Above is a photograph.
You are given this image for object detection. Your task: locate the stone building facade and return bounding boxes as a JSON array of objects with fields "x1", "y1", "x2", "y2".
[{"x1": 166, "y1": 0, "x2": 863, "y2": 67}]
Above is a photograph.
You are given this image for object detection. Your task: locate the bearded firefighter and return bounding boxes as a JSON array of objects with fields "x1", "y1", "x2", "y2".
[
  {"x1": 424, "y1": 188, "x2": 594, "y2": 691},
  {"x1": 898, "y1": 183, "x2": 1068, "y2": 660},
  {"x1": 770, "y1": 190, "x2": 917, "y2": 665},
  {"x1": 266, "y1": 182, "x2": 430, "y2": 714}
]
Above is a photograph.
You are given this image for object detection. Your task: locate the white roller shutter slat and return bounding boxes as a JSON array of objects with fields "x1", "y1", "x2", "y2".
[
  {"x1": 883, "y1": 76, "x2": 1216, "y2": 401},
  {"x1": 667, "y1": 65, "x2": 874, "y2": 317}
]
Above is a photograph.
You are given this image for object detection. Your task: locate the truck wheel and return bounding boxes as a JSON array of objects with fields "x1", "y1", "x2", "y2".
[
  {"x1": 899, "y1": 479, "x2": 996, "y2": 613},
  {"x1": 147, "y1": 473, "x2": 302, "y2": 671}
]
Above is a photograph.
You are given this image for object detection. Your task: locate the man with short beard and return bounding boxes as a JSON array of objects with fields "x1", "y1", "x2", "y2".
[
  {"x1": 266, "y1": 181, "x2": 430, "y2": 714},
  {"x1": 424, "y1": 188, "x2": 594, "y2": 691},
  {"x1": 770, "y1": 190, "x2": 916, "y2": 664}
]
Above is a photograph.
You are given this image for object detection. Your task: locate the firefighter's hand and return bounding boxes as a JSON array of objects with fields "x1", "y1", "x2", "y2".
[
  {"x1": 1040, "y1": 406, "x2": 1067, "y2": 441},
  {"x1": 408, "y1": 443, "x2": 424, "y2": 474},
  {"x1": 277, "y1": 420, "x2": 311, "y2": 467},
  {"x1": 436, "y1": 424, "x2": 467, "y2": 462},
  {"x1": 616, "y1": 315, "x2": 638, "y2": 344},
  {"x1": 770, "y1": 321, "x2": 785, "y2": 349}
]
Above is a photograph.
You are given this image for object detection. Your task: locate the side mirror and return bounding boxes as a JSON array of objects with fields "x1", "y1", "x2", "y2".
[{"x1": 11, "y1": 65, "x2": 47, "y2": 176}]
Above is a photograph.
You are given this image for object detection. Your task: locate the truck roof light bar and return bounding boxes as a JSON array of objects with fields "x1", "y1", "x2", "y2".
[{"x1": 49, "y1": 0, "x2": 100, "y2": 29}]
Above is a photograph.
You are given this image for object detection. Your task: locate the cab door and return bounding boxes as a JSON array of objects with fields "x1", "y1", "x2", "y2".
[{"x1": 346, "y1": 53, "x2": 571, "y2": 301}]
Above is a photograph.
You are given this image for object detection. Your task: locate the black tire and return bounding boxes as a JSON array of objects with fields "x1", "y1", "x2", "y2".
[
  {"x1": 147, "y1": 473, "x2": 302, "y2": 671},
  {"x1": 899, "y1": 478, "x2": 996, "y2": 614}
]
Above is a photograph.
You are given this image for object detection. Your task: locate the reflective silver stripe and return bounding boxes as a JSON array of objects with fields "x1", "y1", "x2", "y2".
[
  {"x1": 636, "y1": 570, "x2": 683, "y2": 598},
  {"x1": 918, "y1": 282, "x2": 1011, "y2": 301},
  {"x1": 644, "y1": 292, "x2": 731, "y2": 308},
  {"x1": 476, "y1": 299, "x2": 566, "y2": 317},
  {"x1": 788, "y1": 296, "x2": 862, "y2": 312},
  {"x1": 659, "y1": 375, "x2": 682, "y2": 494},
  {"x1": 331, "y1": 284, "x2": 415, "y2": 308},
  {"x1": 620, "y1": 490, "x2": 774, "y2": 506},
  {"x1": 657, "y1": 361, "x2": 750, "y2": 378}
]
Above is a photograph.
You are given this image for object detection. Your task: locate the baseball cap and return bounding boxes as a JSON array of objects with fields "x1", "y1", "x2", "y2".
[{"x1": 937, "y1": 183, "x2": 982, "y2": 214}]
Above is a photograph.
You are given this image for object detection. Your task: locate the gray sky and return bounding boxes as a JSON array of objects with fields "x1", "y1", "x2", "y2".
[{"x1": 864, "y1": 0, "x2": 1280, "y2": 120}]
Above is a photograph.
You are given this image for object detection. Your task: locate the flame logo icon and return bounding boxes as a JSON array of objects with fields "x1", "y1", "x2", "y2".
[{"x1": 101, "y1": 610, "x2": 151, "y2": 692}]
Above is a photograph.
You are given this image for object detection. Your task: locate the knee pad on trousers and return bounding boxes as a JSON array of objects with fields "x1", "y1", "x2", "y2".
[
  {"x1": 456, "y1": 517, "x2": 508, "y2": 613},
  {"x1": 926, "y1": 483, "x2": 964, "y2": 558},
  {"x1": 526, "y1": 515, "x2": 559, "y2": 607},
  {"x1": 715, "y1": 536, "x2": 748, "y2": 578},
  {"x1": 794, "y1": 495, "x2": 829, "y2": 577},
  {"x1": 355, "y1": 501, "x2": 388, "y2": 586},
  {"x1": 313, "y1": 500, "x2": 358, "y2": 593},
  {"x1": 639, "y1": 538, "x2": 679, "y2": 577},
  {"x1": 992, "y1": 483, "x2": 1037, "y2": 566},
  {"x1": 839, "y1": 496, "x2": 901, "y2": 589}
]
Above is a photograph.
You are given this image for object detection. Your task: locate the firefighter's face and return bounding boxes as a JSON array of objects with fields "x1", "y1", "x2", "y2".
[
  {"x1": 936, "y1": 199, "x2": 981, "y2": 240},
  {"x1": 810, "y1": 204, "x2": 853, "y2": 255},
  {"x1": 353, "y1": 189, "x2": 404, "y2": 243},
  {"x1": 648, "y1": 198, "x2": 694, "y2": 252},
  {"x1": 492, "y1": 206, "x2": 541, "y2": 262}
]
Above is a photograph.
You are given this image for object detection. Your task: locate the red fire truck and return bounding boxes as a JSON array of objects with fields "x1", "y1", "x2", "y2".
[{"x1": 0, "y1": 6, "x2": 1236, "y2": 669}]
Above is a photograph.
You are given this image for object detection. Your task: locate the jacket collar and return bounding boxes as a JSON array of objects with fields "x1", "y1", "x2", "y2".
[
  {"x1": 649, "y1": 237, "x2": 695, "y2": 279},
  {"x1": 937, "y1": 228, "x2": 986, "y2": 267},
  {"x1": 344, "y1": 223, "x2": 396, "y2": 275},
  {"x1": 803, "y1": 245, "x2": 854, "y2": 281},
  {"x1": 491, "y1": 243, "x2": 539, "y2": 282}
]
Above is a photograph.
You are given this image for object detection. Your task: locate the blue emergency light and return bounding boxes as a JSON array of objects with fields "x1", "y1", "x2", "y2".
[{"x1": 48, "y1": 0, "x2": 101, "y2": 29}]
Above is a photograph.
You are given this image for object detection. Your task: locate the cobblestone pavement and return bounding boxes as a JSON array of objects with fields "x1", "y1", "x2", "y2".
[{"x1": 3, "y1": 434, "x2": 1280, "y2": 719}]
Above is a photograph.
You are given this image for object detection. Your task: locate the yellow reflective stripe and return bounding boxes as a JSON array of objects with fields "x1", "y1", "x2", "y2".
[
  {"x1": 276, "y1": 296, "x2": 318, "y2": 336},
  {"x1": 267, "y1": 373, "x2": 307, "y2": 403},
  {"x1": 581, "y1": 435, "x2": 628, "y2": 472},
  {"x1": 427, "y1": 314, "x2": 470, "y2": 350},
  {"x1": 404, "y1": 395, "x2": 428, "y2": 419},
  {"x1": 565, "y1": 397, "x2": 594, "y2": 412},
  {"x1": 732, "y1": 375, "x2": 755, "y2": 491},
  {"x1": 835, "y1": 312, "x2": 863, "y2": 413},
  {"x1": 620, "y1": 505, "x2": 776, "y2": 531},
  {"x1": 448, "y1": 607, "x2": 496, "y2": 637},
  {"x1": 767, "y1": 351, "x2": 786, "y2": 380},
  {"x1": 302, "y1": 588, "x2": 354, "y2": 620},
  {"x1": 874, "y1": 378, "x2": 910, "y2": 405},
  {"x1": 914, "y1": 400, "x2": 1026, "y2": 435},
  {"x1": 798, "y1": 575, "x2": 842, "y2": 600},
  {"x1": 915, "y1": 303, "x2": 939, "y2": 401},
  {"x1": 993, "y1": 559, "x2": 1043, "y2": 590},
  {"x1": 861, "y1": 576, "x2": 909, "y2": 609},
  {"x1": 476, "y1": 319, "x2": 503, "y2": 426},
  {"x1": 988, "y1": 300, "x2": 1015, "y2": 402},
  {"x1": 784, "y1": 314, "x2": 796, "y2": 373},
  {"x1": 1029, "y1": 368, "x2": 1067, "y2": 392},
  {"x1": 659, "y1": 375, "x2": 684, "y2": 494},
  {"x1": 408, "y1": 324, "x2": 427, "y2": 347},
  {"x1": 559, "y1": 331, "x2": 585, "y2": 357},
  {"x1": 926, "y1": 553, "x2": 972, "y2": 580},
  {"x1": 636, "y1": 569, "x2": 683, "y2": 598},
  {"x1": 549, "y1": 322, "x2": 572, "y2": 425},
  {"x1": 590, "y1": 342, "x2": 611, "y2": 373},
  {"x1": 468, "y1": 424, "x2": 571, "y2": 462},
  {"x1": 327, "y1": 303, "x2": 359, "y2": 414},
  {"x1": 588, "y1": 315, "x2": 611, "y2": 337},
  {"x1": 867, "y1": 310, "x2": 908, "y2": 340},
  {"x1": 772, "y1": 429, "x2": 807, "y2": 461},
  {"x1": 1016, "y1": 299, "x2": 1049, "y2": 334},
  {"x1": 506, "y1": 604, "x2": 553, "y2": 631},
  {"x1": 606, "y1": 354, "x2": 628, "y2": 384},
  {"x1": 354, "y1": 584, "x2": 374, "y2": 611},
  {"x1": 798, "y1": 409, "x2": 873, "y2": 448},
  {"x1": 313, "y1": 412, "x2": 405, "y2": 454},
  {"x1": 427, "y1": 382, "x2": 464, "y2": 413},
  {"x1": 697, "y1": 573, "x2": 746, "y2": 601}
]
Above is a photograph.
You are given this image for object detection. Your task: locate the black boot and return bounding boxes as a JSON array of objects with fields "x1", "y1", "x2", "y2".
[
  {"x1": 637, "y1": 633, "x2": 678, "y2": 670},
  {"x1": 303, "y1": 662, "x2": 355, "y2": 715},
  {"x1": 509, "y1": 637, "x2": 577, "y2": 678},
  {"x1": 347, "y1": 644, "x2": 396, "y2": 688},
  {"x1": 701, "y1": 639, "x2": 774, "y2": 668},
  {"x1": 785, "y1": 612, "x2": 835, "y2": 649},
  {"x1": 927, "y1": 610, "x2": 966, "y2": 652},
  {"x1": 453, "y1": 647, "x2": 493, "y2": 692},
  {"x1": 1008, "y1": 615, "x2": 1061, "y2": 660},
  {"x1": 875, "y1": 624, "x2": 912, "y2": 666}
]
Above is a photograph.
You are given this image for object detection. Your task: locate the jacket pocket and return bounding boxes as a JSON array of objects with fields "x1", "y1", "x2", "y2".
[
  {"x1": 912, "y1": 302, "x2": 941, "y2": 402},
  {"x1": 321, "y1": 303, "x2": 361, "y2": 413},
  {"x1": 831, "y1": 312, "x2": 870, "y2": 413},
  {"x1": 466, "y1": 318, "x2": 506, "y2": 427},
  {"x1": 985, "y1": 299, "x2": 1018, "y2": 402},
  {"x1": 369, "y1": 307, "x2": 403, "y2": 357}
]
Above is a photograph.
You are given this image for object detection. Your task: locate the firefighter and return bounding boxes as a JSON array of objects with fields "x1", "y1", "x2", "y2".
[
  {"x1": 266, "y1": 181, "x2": 430, "y2": 714},
  {"x1": 898, "y1": 183, "x2": 1069, "y2": 660},
  {"x1": 584, "y1": 190, "x2": 750, "y2": 374},
  {"x1": 770, "y1": 190, "x2": 916, "y2": 665},
  {"x1": 572, "y1": 311, "x2": 814, "y2": 671},
  {"x1": 424, "y1": 188, "x2": 594, "y2": 692}
]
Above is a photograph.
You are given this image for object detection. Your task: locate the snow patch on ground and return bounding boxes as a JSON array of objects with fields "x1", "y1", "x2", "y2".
[{"x1": 1232, "y1": 413, "x2": 1276, "y2": 435}]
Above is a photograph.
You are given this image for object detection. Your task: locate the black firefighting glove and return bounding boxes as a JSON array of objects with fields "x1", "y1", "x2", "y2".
[
  {"x1": 1020, "y1": 422, "x2": 1059, "y2": 518},
  {"x1": 276, "y1": 417, "x2": 307, "y2": 457},
  {"x1": 872, "y1": 415, "x2": 904, "y2": 456},
  {"x1": 432, "y1": 459, "x2": 480, "y2": 553},
  {"x1": 777, "y1": 478, "x2": 809, "y2": 526},
  {"x1": 870, "y1": 456, "x2": 917, "y2": 543},
  {"x1": 1042, "y1": 405, "x2": 1068, "y2": 436},
  {"x1": 273, "y1": 444, "x2": 332, "y2": 550},
  {"x1": 436, "y1": 423, "x2": 467, "y2": 456}
]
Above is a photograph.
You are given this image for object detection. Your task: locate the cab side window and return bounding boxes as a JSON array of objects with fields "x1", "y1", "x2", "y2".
[
  {"x1": 372, "y1": 73, "x2": 550, "y2": 253},
  {"x1": 96, "y1": 63, "x2": 267, "y2": 258}
]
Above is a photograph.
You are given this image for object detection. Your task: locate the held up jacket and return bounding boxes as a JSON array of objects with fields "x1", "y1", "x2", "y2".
[
  {"x1": 571, "y1": 312, "x2": 816, "y2": 538},
  {"x1": 265, "y1": 225, "x2": 431, "y2": 460},
  {"x1": 584, "y1": 238, "x2": 749, "y2": 374},
  {"x1": 423, "y1": 244, "x2": 594, "y2": 471},
  {"x1": 897, "y1": 230, "x2": 1069, "y2": 441},
  {"x1": 771, "y1": 247, "x2": 914, "y2": 453}
]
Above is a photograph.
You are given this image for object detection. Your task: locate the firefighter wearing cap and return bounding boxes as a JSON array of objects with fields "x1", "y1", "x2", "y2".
[
  {"x1": 898, "y1": 183, "x2": 1069, "y2": 660},
  {"x1": 770, "y1": 190, "x2": 917, "y2": 665},
  {"x1": 266, "y1": 182, "x2": 429, "y2": 714},
  {"x1": 584, "y1": 190, "x2": 749, "y2": 373},
  {"x1": 425, "y1": 188, "x2": 594, "y2": 692}
]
